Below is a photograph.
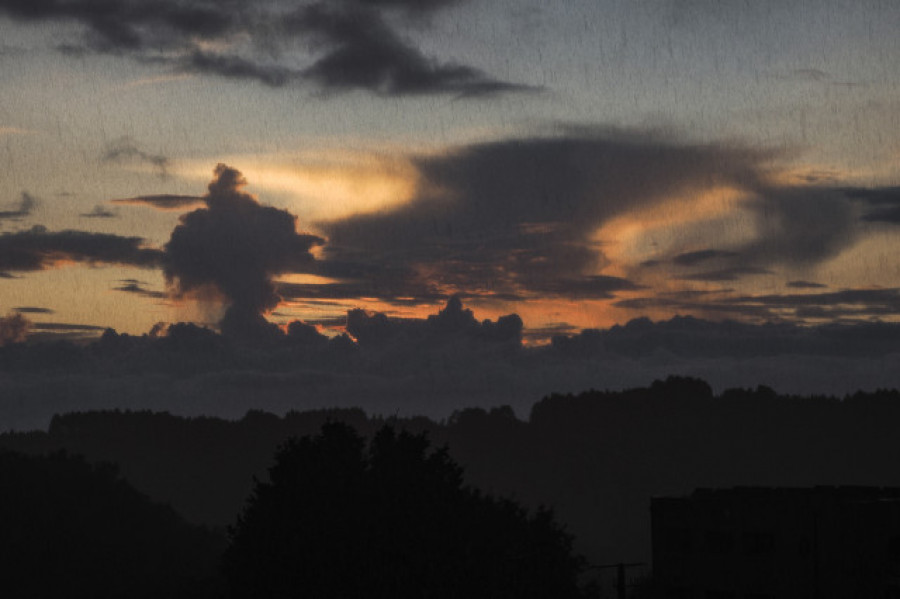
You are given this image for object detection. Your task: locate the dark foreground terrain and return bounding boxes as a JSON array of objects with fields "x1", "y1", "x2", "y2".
[{"x1": 4, "y1": 376, "x2": 900, "y2": 569}]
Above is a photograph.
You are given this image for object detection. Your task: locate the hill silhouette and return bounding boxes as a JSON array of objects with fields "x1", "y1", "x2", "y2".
[
  {"x1": 4, "y1": 377, "x2": 900, "y2": 564},
  {"x1": 0, "y1": 449, "x2": 225, "y2": 598}
]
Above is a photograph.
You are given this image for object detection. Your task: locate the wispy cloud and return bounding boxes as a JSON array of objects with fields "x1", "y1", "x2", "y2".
[
  {"x1": 80, "y1": 205, "x2": 118, "y2": 219},
  {"x1": 111, "y1": 194, "x2": 205, "y2": 211},
  {"x1": 0, "y1": 192, "x2": 37, "y2": 220},
  {"x1": 101, "y1": 137, "x2": 169, "y2": 178}
]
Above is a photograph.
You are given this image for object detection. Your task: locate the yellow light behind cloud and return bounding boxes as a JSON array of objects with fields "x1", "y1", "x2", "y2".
[
  {"x1": 596, "y1": 184, "x2": 754, "y2": 275},
  {"x1": 176, "y1": 150, "x2": 420, "y2": 222}
]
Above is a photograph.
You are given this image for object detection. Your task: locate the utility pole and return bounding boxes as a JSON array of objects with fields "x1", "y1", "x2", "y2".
[{"x1": 589, "y1": 562, "x2": 646, "y2": 599}]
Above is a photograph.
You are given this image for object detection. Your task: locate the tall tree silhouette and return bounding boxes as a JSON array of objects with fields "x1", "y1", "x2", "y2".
[{"x1": 224, "y1": 422, "x2": 584, "y2": 598}]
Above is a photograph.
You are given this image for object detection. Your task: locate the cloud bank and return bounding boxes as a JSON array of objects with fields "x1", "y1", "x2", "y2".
[{"x1": 1, "y1": 298, "x2": 899, "y2": 431}]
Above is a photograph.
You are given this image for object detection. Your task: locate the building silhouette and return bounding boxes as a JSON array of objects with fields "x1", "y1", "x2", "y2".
[{"x1": 651, "y1": 487, "x2": 900, "y2": 598}]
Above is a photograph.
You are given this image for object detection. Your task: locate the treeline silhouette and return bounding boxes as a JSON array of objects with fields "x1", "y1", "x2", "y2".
[
  {"x1": 2, "y1": 425, "x2": 587, "y2": 598},
  {"x1": 4, "y1": 377, "x2": 900, "y2": 565},
  {"x1": 226, "y1": 423, "x2": 584, "y2": 598}
]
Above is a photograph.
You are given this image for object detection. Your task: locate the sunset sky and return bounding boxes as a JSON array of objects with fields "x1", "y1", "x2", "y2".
[{"x1": 1, "y1": 0, "x2": 899, "y2": 341}]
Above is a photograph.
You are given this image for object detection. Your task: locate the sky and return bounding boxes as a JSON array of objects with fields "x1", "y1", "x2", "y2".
[{"x1": 1, "y1": 0, "x2": 899, "y2": 343}]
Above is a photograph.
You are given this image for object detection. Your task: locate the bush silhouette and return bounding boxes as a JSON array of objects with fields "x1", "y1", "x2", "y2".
[{"x1": 224, "y1": 422, "x2": 584, "y2": 598}]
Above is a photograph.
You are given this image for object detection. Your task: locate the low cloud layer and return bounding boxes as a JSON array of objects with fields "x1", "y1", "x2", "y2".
[
  {"x1": 615, "y1": 287, "x2": 900, "y2": 323},
  {"x1": 1, "y1": 298, "x2": 899, "y2": 431}
]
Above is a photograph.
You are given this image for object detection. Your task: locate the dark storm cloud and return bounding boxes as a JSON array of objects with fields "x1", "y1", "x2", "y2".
[
  {"x1": 0, "y1": 192, "x2": 36, "y2": 220},
  {"x1": 80, "y1": 205, "x2": 118, "y2": 219},
  {"x1": 111, "y1": 194, "x2": 205, "y2": 210},
  {"x1": 319, "y1": 130, "x2": 770, "y2": 301},
  {"x1": 0, "y1": 225, "x2": 163, "y2": 272},
  {"x1": 163, "y1": 164, "x2": 324, "y2": 339},
  {"x1": 0, "y1": 0, "x2": 526, "y2": 97},
  {"x1": 287, "y1": 3, "x2": 534, "y2": 97},
  {"x1": 102, "y1": 137, "x2": 169, "y2": 177}
]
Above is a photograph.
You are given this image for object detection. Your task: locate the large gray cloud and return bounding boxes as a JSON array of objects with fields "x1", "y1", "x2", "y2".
[{"x1": 318, "y1": 130, "x2": 771, "y2": 302}]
